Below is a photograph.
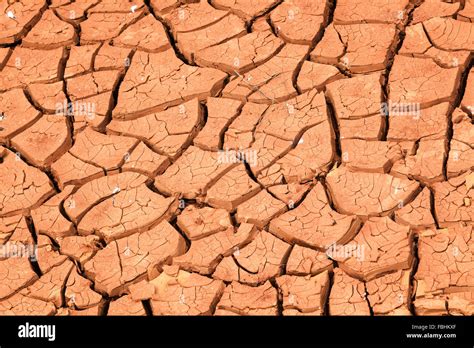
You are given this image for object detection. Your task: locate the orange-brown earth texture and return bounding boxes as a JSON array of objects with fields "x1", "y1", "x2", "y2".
[{"x1": 0, "y1": 0, "x2": 473, "y2": 316}]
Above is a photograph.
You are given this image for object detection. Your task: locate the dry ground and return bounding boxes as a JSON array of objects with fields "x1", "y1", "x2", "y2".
[{"x1": 0, "y1": 0, "x2": 473, "y2": 316}]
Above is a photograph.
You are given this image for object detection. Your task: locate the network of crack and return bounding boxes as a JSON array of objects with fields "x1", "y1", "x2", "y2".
[{"x1": 0, "y1": 0, "x2": 473, "y2": 316}]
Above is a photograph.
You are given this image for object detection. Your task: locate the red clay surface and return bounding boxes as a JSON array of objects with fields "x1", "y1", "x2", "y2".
[{"x1": 0, "y1": 0, "x2": 473, "y2": 316}]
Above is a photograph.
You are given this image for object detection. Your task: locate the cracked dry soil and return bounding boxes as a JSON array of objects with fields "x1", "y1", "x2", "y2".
[{"x1": 0, "y1": 0, "x2": 473, "y2": 316}]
